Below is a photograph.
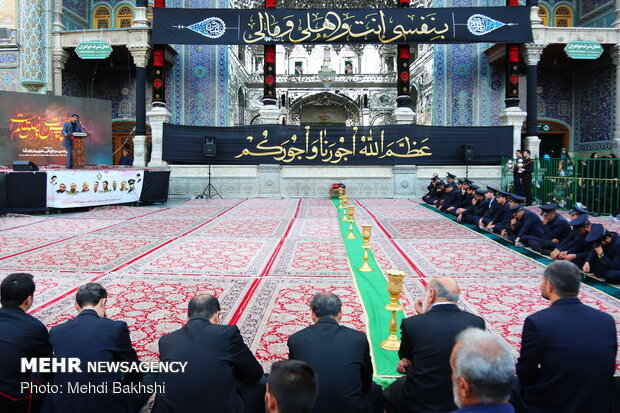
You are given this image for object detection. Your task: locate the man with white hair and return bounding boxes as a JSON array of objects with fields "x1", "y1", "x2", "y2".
[
  {"x1": 450, "y1": 328, "x2": 515, "y2": 412},
  {"x1": 383, "y1": 276, "x2": 485, "y2": 413}
]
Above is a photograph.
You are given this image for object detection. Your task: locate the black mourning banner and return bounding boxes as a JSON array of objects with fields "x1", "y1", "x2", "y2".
[
  {"x1": 162, "y1": 123, "x2": 513, "y2": 166},
  {"x1": 153, "y1": 7, "x2": 532, "y2": 45}
]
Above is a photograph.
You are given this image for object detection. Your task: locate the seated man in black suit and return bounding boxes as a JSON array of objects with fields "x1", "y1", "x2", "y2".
[
  {"x1": 153, "y1": 294, "x2": 265, "y2": 413},
  {"x1": 0, "y1": 273, "x2": 53, "y2": 413},
  {"x1": 582, "y1": 223, "x2": 620, "y2": 283},
  {"x1": 450, "y1": 328, "x2": 515, "y2": 413},
  {"x1": 383, "y1": 276, "x2": 485, "y2": 413},
  {"x1": 265, "y1": 360, "x2": 318, "y2": 413},
  {"x1": 42, "y1": 283, "x2": 146, "y2": 413},
  {"x1": 287, "y1": 292, "x2": 382, "y2": 413},
  {"x1": 516, "y1": 261, "x2": 617, "y2": 413}
]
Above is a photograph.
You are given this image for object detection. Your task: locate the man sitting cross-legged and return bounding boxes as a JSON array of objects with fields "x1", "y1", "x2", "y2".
[
  {"x1": 383, "y1": 276, "x2": 485, "y2": 413},
  {"x1": 288, "y1": 292, "x2": 382, "y2": 413},
  {"x1": 153, "y1": 294, "x2": 265, "y2": 413}
]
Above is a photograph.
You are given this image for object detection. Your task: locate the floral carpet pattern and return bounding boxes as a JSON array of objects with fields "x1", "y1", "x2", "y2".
[{"x1": 0, "y1": 197, "x2": 619, "y2": 376}]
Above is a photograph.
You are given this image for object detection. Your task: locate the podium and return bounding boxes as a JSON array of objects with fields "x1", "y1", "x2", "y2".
[{"x1": 71, "y1": 132, "x2": 88, "y2": 168}]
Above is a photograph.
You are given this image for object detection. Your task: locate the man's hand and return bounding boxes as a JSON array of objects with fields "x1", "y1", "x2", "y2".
[
  {"x1": 564, "y1": 253, "x2": 577, "y2": 261},
  {"x1": 396, "y1": 358, "x2": 412, "y2": 374},
  {"x1": 414, "y1": 297, "x2": 424, "y2": 315},
  {"x1": 582, "y1": 262, "x2": 590, "y2": 273}
]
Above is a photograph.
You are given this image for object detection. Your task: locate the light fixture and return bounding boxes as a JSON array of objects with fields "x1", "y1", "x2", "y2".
[{"x1": 318, "y1": 46, "x2": 336, "y2": 89}]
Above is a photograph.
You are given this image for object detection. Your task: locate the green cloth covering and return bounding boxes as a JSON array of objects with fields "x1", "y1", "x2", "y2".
[{"x1": 332, "y1": 199, "x2": 402, "y2": 387}]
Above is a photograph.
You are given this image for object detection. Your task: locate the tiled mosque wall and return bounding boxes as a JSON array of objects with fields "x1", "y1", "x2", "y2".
[
  {"x1": 431, "y1": 0, "x2": 506, "y2": 127},
  {"x1": 537, "y1": 68, "x2": 574, "y2": 128},
  {"x1": 62, "y1": 0, "x2": 89, "y2": 30},
  {"x1": 575, "y1": 60, "x2": 615, "y2": 151},
  {"x1": 167, "y1": 0, "x2": 229, "y2": 127}
]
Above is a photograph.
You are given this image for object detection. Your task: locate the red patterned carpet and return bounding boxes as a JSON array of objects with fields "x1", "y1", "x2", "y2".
[{"x1": 1, "y1": 197, "x2": 619, "y2": 376}]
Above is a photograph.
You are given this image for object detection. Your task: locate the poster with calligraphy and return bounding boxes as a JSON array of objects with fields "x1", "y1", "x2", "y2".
[
  {"x1": 162, "y1": 123, "x2": 513, "y2": 166},
  {"x1": 0, "y1": 91, "x2": 112, "y2": 167},
  {"x1": 47, "y1": 169, "x2": 143, "y2": 208},
  {"x1": 153, "y1": 7, "x2": 532, "y2": 45}
]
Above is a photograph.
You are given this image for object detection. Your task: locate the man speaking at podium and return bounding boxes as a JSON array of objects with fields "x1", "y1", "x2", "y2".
[{"x1": 62, "y1": 114, "x2": 83, "y2": 169}]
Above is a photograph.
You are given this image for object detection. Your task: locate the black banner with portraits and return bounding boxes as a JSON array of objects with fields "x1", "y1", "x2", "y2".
[
  {"x1": 152, "y1": 7, "x2": 532, "y2": 45},
  {"x1": 162, "y1": 123, "x2": 512, "y2": 165}
]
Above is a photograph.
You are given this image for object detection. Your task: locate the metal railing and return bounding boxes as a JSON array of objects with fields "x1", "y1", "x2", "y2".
[{"x1": 501, "y1": 157, "x2": 620, "y2": 216}]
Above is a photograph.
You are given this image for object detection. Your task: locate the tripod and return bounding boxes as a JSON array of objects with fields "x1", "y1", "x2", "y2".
[{"x1": 197, "y1": 161, "x2": 222, "y2": 199}]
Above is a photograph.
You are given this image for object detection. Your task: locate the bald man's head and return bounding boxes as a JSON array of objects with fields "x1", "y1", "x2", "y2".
[
  {"x1": 428, "y1": 277, "x2": 460, "y2": 303},
  {"x1": 188, "y1": 294, "x2": 220, "y2": 319}
]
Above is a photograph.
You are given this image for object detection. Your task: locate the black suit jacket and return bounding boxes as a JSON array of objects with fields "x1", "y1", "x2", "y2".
[
  {"x1": 482, "y1": 198, "x2": 502, "y2": 221},
  {"x1": 516, "y1": 297, "x2": 617, "y2": 413},
  {"x1": 399, "y1": 304, "x2": 485, "y2": 413},
  {"x1": 0, "y1": 306, "x2": 53, "y2": 399},
  {"x1": 288, "y1": 317, "x2": 373, "y2": 413},
  {"x1": 42, "y1": 309, "x2": 143, "y2": 413},
  {"x1": 153, "y1": 315, "x2": 263, "y2": 413}
]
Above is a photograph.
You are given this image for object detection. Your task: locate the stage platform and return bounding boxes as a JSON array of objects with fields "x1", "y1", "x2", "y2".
[{"x1": 0, "y1": 165, "x2": 170, "y2": 213}]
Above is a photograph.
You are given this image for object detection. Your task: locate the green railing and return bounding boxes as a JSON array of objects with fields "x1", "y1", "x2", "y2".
[{"x1": 500, "y1": 157, "x2": 620, "y2": 215}]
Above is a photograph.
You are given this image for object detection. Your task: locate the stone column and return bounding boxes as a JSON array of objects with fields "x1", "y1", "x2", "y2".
[
  {"x1": 132, "y1": 1, "x2": 150, "y2": 29},
  {"x1": 609, "y1": 46, "x2": 620, "y2": 155},
  {"x1": 127, "y1": 45, "x2": 152, "y2": 167},
  {"x1": 51, "y1": 49, "x2": 69, "y2": 96},
  {"x1": 147, "y1": 106, "x2": 170, "y2": 167},
  {"x1": 501, "y1": 107, "x2": 527, "y2": 155},
  {"x1": 51, "y1": 0, "x2": 66, "y2": 96},
  {"x1": 523, "y1": 43, "x2": 546, "y2": 158},
  {"x1": 351, "y1": 44, "x2": 364, "y2": 74}
]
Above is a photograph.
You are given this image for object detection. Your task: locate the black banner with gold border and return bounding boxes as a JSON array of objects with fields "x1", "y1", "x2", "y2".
[
  {"x1": 153, "y1": 7, "x2": 532, "y2": 45},
  {"x1": 162, "y1": 123, "x2": 512, "y2": 165}
]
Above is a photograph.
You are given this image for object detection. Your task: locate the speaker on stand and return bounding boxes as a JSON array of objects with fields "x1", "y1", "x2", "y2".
[
  {"x1": 197, "y1": 136, "x2": 221, "y2": 199},
  {"x1": 461, "y1": 145, "x2": 474, "y2": 179}
]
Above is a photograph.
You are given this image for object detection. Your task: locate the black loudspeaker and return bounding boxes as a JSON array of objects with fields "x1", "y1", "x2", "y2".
[
  {"x1": 203, "y1": 136, "x2": 216, "y2": 157},
  {"x1": 461, "y1": 145, "x2": 474, "y2": 162},
  {"x1": 12, "y1": 161, "x2": 39, "y2": 171}
]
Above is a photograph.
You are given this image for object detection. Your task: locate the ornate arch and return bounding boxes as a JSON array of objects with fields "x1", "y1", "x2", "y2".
[
  {"x1": 553, "y1": 4, "x2": 573, "y2": 27},
  {"x1": 115, "y1": 4, "x2": 134, "y2": 28},
  {"x1": 288, "y1": 92, "x2": 360, "y2": 126},
  {"x1": 93, "y1": 5, "x2": 111, "y2": 29}
]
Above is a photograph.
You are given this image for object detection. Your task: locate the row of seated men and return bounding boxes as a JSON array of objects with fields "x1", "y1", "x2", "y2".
[
  {"x1": 423, "y1": 173, "x2": 620, "y2": 284},
  {"x1": 0, "y1": 262, "x2": 616, "y2": 413}
]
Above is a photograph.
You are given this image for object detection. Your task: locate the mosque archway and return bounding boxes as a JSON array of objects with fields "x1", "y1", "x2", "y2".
[{"x1": 288, "y1": 92, "x2": 361, "y2": 126}]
